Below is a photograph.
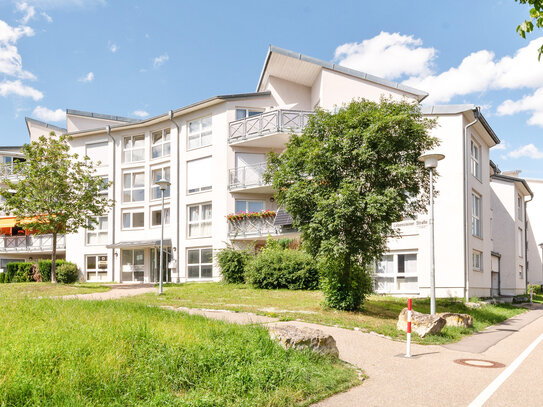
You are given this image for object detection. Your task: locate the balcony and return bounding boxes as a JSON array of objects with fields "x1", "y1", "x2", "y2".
[
  {"x1": 228, "y1": 162, "x2": 274, "y2": 193},
  {"x1": 0, "y1": 163, "x2": 23, "y2": 182},
  {"x1": 228, "y1": 109, "x2": 312, "y2": 147},
  {"x1": 0, "y1": 234, "x2": 66, "y2": 253},
  {"x1": 228, "y1": 215, "x2": 297, "y2": 240}
]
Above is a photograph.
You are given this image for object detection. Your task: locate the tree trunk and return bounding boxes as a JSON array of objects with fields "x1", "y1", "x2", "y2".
[{"x1": 51, "y1": 232, "x2": 57, "y2": 283}]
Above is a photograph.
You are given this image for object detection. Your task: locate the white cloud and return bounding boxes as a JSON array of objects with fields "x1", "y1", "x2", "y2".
[
  {"x1": 78, "y1": 71, "x2": 94, "y2": 82},
  {"x1": 497, "y1": 88, "x2": 543, "y2": 127},
  {"x1": 22, "y1": 0, "x2": 106, "y2": 8},
  {"x1": 508, "y1": 144, "x2": 543, "y2": 159},
  {"x1": 41, "y1": 12, "x2": 53, "y2": 23},
  {"x1": 334, "y1": 32, "x2": 436, "y2": 80},
  {"x1": 493, "y1": 141, "x2": 507, "y2": 151},
  {"x1": 0, "y1": 79, "x2": 42, "y2": 100},
  {"x1": 16, "y1": 2, "x2": 36, "y2": 24},
  {"x1": 132, "y1": 110, "x2": 149, "y2": 118},
  {"x1": 109, "y1": 43, "x2": 118, "y2": 53},
  {"x1": 32, "y1": 106, "x2": 64, "y2": 122},
  {"x1": 0, "y1": 20, "x2": 35, "y2": 80},
  {"x1": 153, "y1": 53, "x2": 169, "y2": 68}
]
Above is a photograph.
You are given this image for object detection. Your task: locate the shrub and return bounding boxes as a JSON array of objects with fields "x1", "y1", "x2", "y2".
[
  {"x1": 38, "y1": 260, "x2": 68, "y2": 282},
  {"x1": 528, "y1": 284, "x2": 542, "y2": 294},
  {"x1": 0, "y1": 272, "x2": 4, "y2": 283},
  {"x1": 216, "y1": 246, "x2": 252, "y2": 284},
  {"x1": 246, "y1": 245, "x2": 319, "y2": 290},
  {"x1": 3, "y1": 262, "x2": 34, "y2": 283},
  {"x1": 56, "y1": 263, "x2": 79, "y2": 284}
]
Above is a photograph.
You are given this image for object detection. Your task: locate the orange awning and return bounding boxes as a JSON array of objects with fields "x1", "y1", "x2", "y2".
[{"x1": 0, "y1": 217, "x2": 16, "y2": 228}]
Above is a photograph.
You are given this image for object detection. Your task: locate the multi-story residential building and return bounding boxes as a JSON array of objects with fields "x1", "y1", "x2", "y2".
[{"x1": 14, "y1": 45, "x2": 542, "y2": 297}]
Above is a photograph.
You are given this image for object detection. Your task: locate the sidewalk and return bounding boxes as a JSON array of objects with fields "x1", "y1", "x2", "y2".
[{"x1": 59, "y1": 284, "x2": 155, "y2": 300}]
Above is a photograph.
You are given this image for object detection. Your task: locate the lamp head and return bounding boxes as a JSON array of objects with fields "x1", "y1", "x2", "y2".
[
  {"x1": 155, "y1": 178, "x2": 171, "y2": 191},
  {"x1": 419, "y1": 153, "x2": 445, "y2": 169}
]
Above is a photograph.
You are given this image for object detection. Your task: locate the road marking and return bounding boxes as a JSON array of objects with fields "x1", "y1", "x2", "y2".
[{"x1": 467, "y1": 333, "x2": 543, "y2": 407}]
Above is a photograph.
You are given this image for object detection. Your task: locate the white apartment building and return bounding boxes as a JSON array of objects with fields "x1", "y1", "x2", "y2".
[{"x1": 13, "y1": 45, "x2": 543, "y2": 297}]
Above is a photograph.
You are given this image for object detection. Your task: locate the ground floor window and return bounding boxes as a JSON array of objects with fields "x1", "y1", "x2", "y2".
[
  {"x1": 374, "y1": 252, "x2": 418, "y2": 293},
  {"x1": 187, "y1": 247, "x2": 212, "y2": 279},
  {"x1": 122, "y1": 249, "x2": 144, "y2": 282},
  {"x1": 473, "y1": 250, "x2": 482, "y2": 271},
  {"x1": 86, "y1": 254, "x2": 108, "y2": 281}
]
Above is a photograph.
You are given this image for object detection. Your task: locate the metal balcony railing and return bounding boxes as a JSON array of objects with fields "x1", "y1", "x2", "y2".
[
  {"x1": 0, "y1": 234, "x2": 66, "y2": 252},
  {"x1": 228, "y1": 216, "x2": 280, "y2": 238},
  {"x1": 0, "y1": 163, "x2": 23, "y2": 181},
  {"x1": 228, "y1": 162, "x2": 268, "y2": 190},
  {"x1": 228, "y1": 109, "x2": 312, "y2": 144}
]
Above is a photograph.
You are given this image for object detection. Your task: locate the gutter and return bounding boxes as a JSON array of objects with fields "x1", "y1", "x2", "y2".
[
  {"x1": 106, "y1": 125, "x2": 116, "y2": 282},
  {"x1": 463, "y1": 107, "x2": 480, "y2": 302},
  {"x1": 168, "y1": 110, "x2": 181, "y2": 283}
]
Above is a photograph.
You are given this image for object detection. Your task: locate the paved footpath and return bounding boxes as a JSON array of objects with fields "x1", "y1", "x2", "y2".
[{"x1": 59, "y1": 284, "x2": 155, "y2": 300}]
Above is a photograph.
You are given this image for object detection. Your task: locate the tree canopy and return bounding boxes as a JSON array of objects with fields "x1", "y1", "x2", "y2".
[
  {"x1": 515, "y1": 0, "x2": 543, "y2": 60},
  {"x1": 266, "y1": 99, "x2": 438, "y2": 310},
  {"x1": 1, "y1": 133, "x2": 113, "y2": 282}
]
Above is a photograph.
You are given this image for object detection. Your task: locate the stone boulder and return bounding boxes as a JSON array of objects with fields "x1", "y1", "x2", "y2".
[
  {"x1": 268, "y1": 325, "x2": 339, "y2": 357},
  {"x1": 437, "y1": 312, "x2": 473, "y2": 328},
  {"x1": 397, "y1": 308, "x2": 446, "y2": 338}
]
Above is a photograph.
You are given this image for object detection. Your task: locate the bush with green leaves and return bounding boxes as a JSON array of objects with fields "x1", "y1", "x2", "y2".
[
  {"x1": 246, "y1": 242, "x2": 319, "y2": 290},
  {"x1": 2, "y1": 262, "x2": 34, "y2": 283},
  {"x1": 216, "y1": 246, "x2": 253, "y2": 284},
  {"x1": 56, "y1": 263, "x2": 79, "y2": 284},
  {"x1": 37, "y1": 260, "x2": 68, "y2": 282}
]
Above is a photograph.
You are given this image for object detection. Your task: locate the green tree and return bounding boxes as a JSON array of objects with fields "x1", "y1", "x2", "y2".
[
  {"x1": 515, "y1": 0, "x2": 543, "y2": 59},
  {"x1": 266, "y1": 99, "x2": 437, "y2": 310},
  {"x1": 1, "y1": 134, "x2": 113, "y2": 283}
]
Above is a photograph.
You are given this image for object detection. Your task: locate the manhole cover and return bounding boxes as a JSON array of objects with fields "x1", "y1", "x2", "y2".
[{"x1": 454, "y1": 359, "x2": 505, "y2": 368}]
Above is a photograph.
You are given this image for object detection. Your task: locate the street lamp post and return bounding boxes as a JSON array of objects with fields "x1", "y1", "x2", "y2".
[
  {"x1": 419, "y1": 153, "x2": 445, "y2": 315},
  {"x1": 155, "y1": 178, "x2": 171, "y2": 295}
]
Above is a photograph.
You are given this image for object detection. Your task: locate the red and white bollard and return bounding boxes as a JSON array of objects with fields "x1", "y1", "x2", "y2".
[{"x1": 406, "y1": 298, "x2": 412, "y2": 358}]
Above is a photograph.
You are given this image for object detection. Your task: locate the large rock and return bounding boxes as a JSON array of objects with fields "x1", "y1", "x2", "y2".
[
  {"x1": 397, "y1": 308, "x2": 446, "y2": 338},
  {"x1": 438, "y1": 312, "x2": 473, "y2": 328},
  {"x1": 268, "y1": 325, "x2": 339, "y2": 357}
]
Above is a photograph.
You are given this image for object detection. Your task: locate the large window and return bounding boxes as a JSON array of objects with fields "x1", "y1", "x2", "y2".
[
  {"x1": 473, "y1": 250, "x2": 482, "y2": 271},
  {"x1": 235, "y1": 200, "x2": 264, "y2": 213},
  {"x1": 86, "y1": 254, "x2": 108, "y2": 281},
  {"x1": 152, "y1": 129, "x2": 171, "y2": 159},
  {"x1": 123, "y1": 171, "x2": 145, "y2": 202},
  {"x1": 374, "y1": 253, "x2": 418, "y2": 293},
  {"x1": 517, "y1": 195, "x2": 523, "y2": 221},
  {"x1": 187, "y1": 247, "x2": 213, "y2": 279},
  {"x1": 122, "y1": 249, "x2": 144, "y2": 282},
  {"x1": 518, "y1": 228, "x2": 524, "y2": 257},
  {"x1": 471, "y1": 140, "x2": 481, "y2": 180},
  {"x1": 86, "y1": 142, "x2": 108, "y2": 167},
  {"x1": 188, "y1": 203, "x2": 212, "y2": 237},
  {"x1": 188, "y1": 116, "x2": 212, "y2": 150},
  {"x1": 187, "y1": 157, "x2": 212, "y2": 193},
  {"x1": 151, "y1": 167, "x2": 171, "y2": 200},
  {"x1": 151, "y1": 207, "x2": 170, "y2": 227},
  {"x1": 472, "y1": 193, "x2": 482, "y2": 238},
  {"x1": 87, "y1": 216, "x2": 108, "y2": 245},
  {"x1": 235, "y1": 108, "x2": 263, "y2": 120},
  {"x1": 122, "y1": 209, "x2": 144, "y2": 229},
  {"x1": 99, "y1": 176, "x2": 109, "y2": 198},
  {"x1": 123, "y1": 135, "x2": 145, "y2": 163}
]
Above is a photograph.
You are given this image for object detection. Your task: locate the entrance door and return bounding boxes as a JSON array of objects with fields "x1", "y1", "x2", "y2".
[
  {"x1": 150, "y1": 247, "x2": 172, "y2": 283},
  {"x1": 121, "y1": 249, "x2": 145, "y2": 282}
]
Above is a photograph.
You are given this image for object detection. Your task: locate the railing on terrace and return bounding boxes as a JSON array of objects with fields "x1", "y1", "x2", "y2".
[
  {"x1": 228, "y1": 162, "x2": 268, "y2": 190},
  {"x1": 228, "y1": 109, "x2": 313, "y2": 144},
  {"x1": 0, "y1": 234, "x2": 66, "y2": 252},
  {"x1": 228, "y1": 216, "x2": 280, "y2": 238},
  {"x1": 0, "y1": 163, "x2": 23, "y2": 181}
]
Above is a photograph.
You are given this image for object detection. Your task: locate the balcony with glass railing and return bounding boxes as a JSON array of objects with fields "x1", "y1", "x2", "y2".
[
  {"x1": 228, "y1": 109, "x2": 312, "y2": 147},
  {"x1": 0, "y1": 234, "x2": 66, "y2": 253},
  {"x1": 228, "y1": 162, "x2": 274, "y2": 193}
]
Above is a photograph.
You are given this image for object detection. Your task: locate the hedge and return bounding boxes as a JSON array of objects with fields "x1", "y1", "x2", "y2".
[
  {"x1": 1, "y1": 260, "x2": 79, "y2": 284},
  {"x1": 37, "y1": 260, "x2": 69, "y2": 282},
  {"x1": 3, "y1": 262, "x2": 34, "y2": 283}
]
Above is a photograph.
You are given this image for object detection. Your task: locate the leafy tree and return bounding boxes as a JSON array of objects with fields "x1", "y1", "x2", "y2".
[
  {"x1": 1, "y1": 133, "x2": 113, "y2": 283},
  {"x1": 515, "y1": 0, "x2": 543, "y2": 60},
  {"x1": 266, "y1": 99, "x2": 437, "y2": 310}
]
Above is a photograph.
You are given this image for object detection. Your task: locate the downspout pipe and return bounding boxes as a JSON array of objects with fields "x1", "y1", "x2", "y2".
[
  {"x1": 463, "y1": 107, "x2": 480, "y2": 302},
  {"x1": 106, "y1": 125, "x2": 116, "y2": 282},
  {"x1": 524, "y1": 193, "x2": 533, "y2": 289},
  {"x1": 168, "y1": 110, "x2": 181, "y2": 283}
]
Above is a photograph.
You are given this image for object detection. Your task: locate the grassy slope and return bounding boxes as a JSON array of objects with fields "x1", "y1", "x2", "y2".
[
  {"x1": 0, "y1": 282, "x2": 111, "y2": 298},
  {"x1": 125, "y1": 283, "x2": 526, "y2": 345},
  {"x1": 0, "y1": 298, "x2": 358, "y2": 406}
]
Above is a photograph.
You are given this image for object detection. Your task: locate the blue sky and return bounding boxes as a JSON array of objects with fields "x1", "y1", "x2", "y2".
[{"x1": 0, "y1": 0, "x2": 542, "y2": 176}]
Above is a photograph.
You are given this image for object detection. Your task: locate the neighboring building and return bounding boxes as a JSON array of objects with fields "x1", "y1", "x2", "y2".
[{"x1": 9, "y1": 45, "x2": 542, "y2": 297}]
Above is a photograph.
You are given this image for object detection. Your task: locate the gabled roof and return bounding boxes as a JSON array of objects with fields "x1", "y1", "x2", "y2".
[
  {"x1": 257, "y1": 45, "x2": 429, "y2": 101},
  {"x1": 25, "y1": 117, "x2": 67, "y2": 133},
  {"x1": 66, "y1": 109, "x2": 140, "y2": 123}
]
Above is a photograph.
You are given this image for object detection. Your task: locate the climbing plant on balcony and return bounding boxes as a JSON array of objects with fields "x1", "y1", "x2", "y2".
[
  {"x1": 265, "y1": 98, "x2": 438, "y2": 310},
  {"x1": 0, "y1": 133, "x2": 113, "y2": 283}
]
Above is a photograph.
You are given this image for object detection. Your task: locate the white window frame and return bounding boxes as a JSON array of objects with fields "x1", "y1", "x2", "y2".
[
  {"x1": 122, "y1": 208, "x2": 145, "y2": 230},
  {"x1": 86, "y1": 215, "x2": 109, "y2": 245},
  {"x1": 123, "y1": 170, "x2": 145, "y2": 203},
  {"x1": 472, "y1": 250, "x2": 482, "y2": 271},
  {"x1": 188, "y1": 203, "x2": 212, "y2": 238},
  {"x1": 86, "y1": 254, "x2": 108, "y2": 281},
  {"x1": 519, "y1": 264, "x2": 524, "y2": 279},
  {"x1": 374, "y1": 252, "x2": 418, "y2": 293},
  {"x1": 123, "y1": 134, "x2": 145, "y2": 163},
  {"x1": 151, "y1": 206, "x2": 171, "y2": 227},
  {"x1": 472, "y1": 192, "x2": 482, "y2": 238},
  {"x1": 151, "y1": 128, "x2": 171, "y2": 159},
  {"x1": 187, "y1": 116, "x2": 212, "y2": 150},
  {"x1": 235, "y1": 199, "x2": 265, "y2": 214},
  {"x1": 186, "y1": 247, "x2": 213, "y2": 279},
  {"x1": 187, "y1": 157, "x2": 212, "y2": 194},
  {"x1": 517, "y1": 194, "x2": 523, "y2": 221},
  {"x1": 235, "y1": 108, "x2": 264, "y2": 120},
  {"x1": 99, "y1": 176, "x2": 109, "y2": 198},
  {"x1": 151, "y1": 166, "x2": 171, "y2": 200},
  {"x1": 518, "y1": 228, "x2": 524, "y2": 258},
  {"x1": 121, "y1": 249, "x2": 145, "y2": 282},
  {"x1": 470, "y1": 139, "x2": 481, "y2": 180}
]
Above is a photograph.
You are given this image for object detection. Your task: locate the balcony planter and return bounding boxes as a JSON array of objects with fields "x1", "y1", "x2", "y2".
[{"x1": 227, "y1": 210, "x2": 276, "y2": 222}]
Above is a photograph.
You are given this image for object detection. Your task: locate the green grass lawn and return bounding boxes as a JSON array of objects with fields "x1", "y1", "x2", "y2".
[
  {"x1": 0, "y1": 282, "x2": 111, "y2": 298},
  {"x1": 125, "y1": 283, "x2": 526, "y2": 345},
  {"x1": 0, "y1": 297, "x2": 359, "y2": 406}
]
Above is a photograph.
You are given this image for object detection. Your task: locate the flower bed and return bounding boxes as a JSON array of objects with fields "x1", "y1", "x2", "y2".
[{"x1": 227, "y1": 210, "x2": 276, "y2": 222}]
